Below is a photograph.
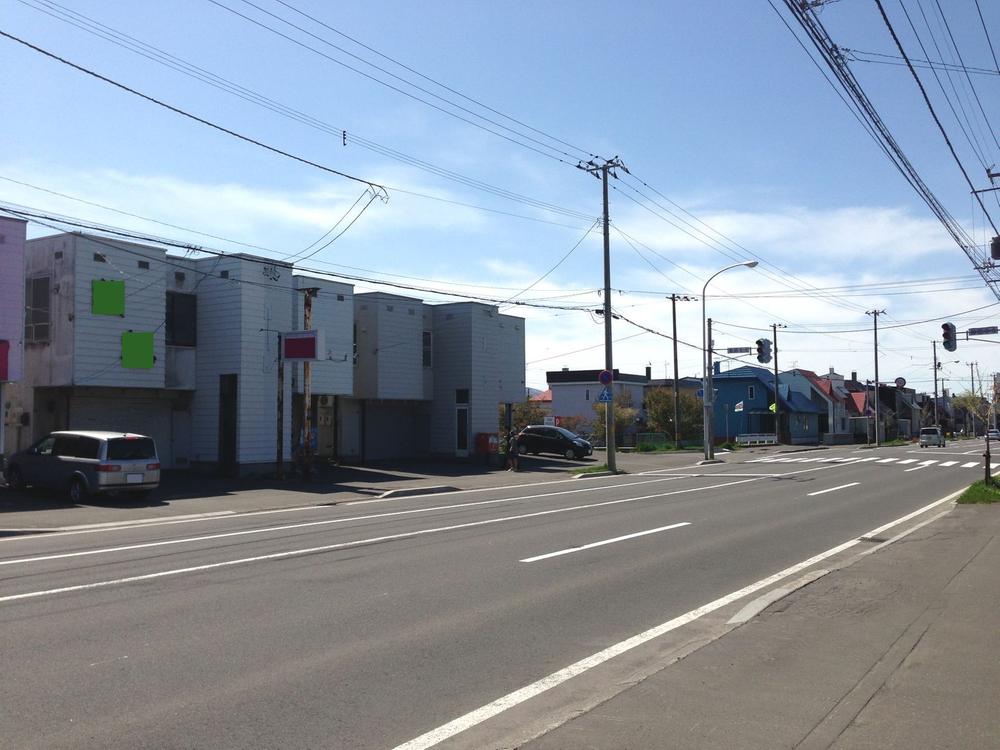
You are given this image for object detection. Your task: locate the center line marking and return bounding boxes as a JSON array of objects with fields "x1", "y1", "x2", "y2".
[
  {"x1": 520, "y1": 523, "x2": 690, "y2": 563},
  {"x1": 807, "y1": 482, "x2": 859, "y2": 497}
]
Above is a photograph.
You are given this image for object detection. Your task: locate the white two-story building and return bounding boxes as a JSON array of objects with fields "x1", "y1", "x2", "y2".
[{"x1": 0, "y1": 216, "x2": 27, "y2": 463}]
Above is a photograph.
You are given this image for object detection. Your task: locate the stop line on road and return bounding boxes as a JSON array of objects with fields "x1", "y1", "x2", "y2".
[{"x1": 747, "y1": 455, "x2": 991, "y2": 472}]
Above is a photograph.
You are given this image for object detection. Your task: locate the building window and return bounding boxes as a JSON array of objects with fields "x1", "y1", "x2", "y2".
[
  {"x1": 93, "y1": 253, "x2": 106, "y2": 263},
  {"x1": 174, "y1": 271, "x2": 186, "y2": 284},
  {"x1": 456, "y1": 389, "x2": 469, "y2": 404},
  {"x1": 585, "y1": 389, "x2": 590, "y2": 401},
  {"x1": 352, "y1": 324, "x2": 358, "y2": 365},
  {"x1": 24, "y1": 276, "x2": 50, "y2": 343},
  {"x1": 748, "y1": 385, "x2": 755, "y2": 400},
  {"x1": 138, "y1": 260, "x2": 150, "y2": 270},
  {"x1": 386, "y1": 304, "x2": 394, "y2": 312},
  {"x1": 166, "y1": 292, "x2": 197, "y2": 347},
  {"x1": 422, "y1": 331, "x2": 432, "y2": 367},
  {"x1": 220, "y1": 270, "x2": 229, "y2": 279}
]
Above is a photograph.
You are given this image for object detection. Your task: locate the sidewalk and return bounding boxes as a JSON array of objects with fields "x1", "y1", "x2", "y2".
[{"x1": 523, "y1": 503, "x2": 1000, "y2": 750}]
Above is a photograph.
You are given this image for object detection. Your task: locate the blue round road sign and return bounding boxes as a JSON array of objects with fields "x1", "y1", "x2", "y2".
[{"x1": 598, "y1": 369, "x2": 613, "y2": 385}]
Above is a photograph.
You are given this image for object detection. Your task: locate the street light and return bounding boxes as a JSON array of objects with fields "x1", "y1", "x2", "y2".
[{"x1": 702, "y1": 260, "x2": 759, "y2": 463}]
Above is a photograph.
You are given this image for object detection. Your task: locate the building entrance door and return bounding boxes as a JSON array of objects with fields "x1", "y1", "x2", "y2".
[{"x1": 455, "y1": 405, "x2": 469, "y2": 457}]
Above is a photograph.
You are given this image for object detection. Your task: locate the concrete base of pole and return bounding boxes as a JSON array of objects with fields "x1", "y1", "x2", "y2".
[{"x1": 697, "y1": 458, "x2": 725, "y2": 465}]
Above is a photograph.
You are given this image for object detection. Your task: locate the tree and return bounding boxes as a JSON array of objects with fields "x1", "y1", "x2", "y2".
[
  {"x1": 498, "y1": 399, "x2": 549, "y2": 434},
  {"x1": 557, "y1": 414, "x2": 587, "y2": 435},
  {"x1": 590, "y1": 390, "x2": 638, "y2": 445},
  {"x1": 644, "y1": 387, "x2": 703, "y2": 442}
]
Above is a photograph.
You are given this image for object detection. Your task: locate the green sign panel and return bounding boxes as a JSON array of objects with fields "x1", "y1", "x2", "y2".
[
  {"x1": 121, "y1": 331, "x2": 154, "y2": 369},
  {"x1": 92, "y1": 279, "x2": 125, "y2": 316}
]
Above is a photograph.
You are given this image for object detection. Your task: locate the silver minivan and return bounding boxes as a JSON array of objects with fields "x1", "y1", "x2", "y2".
[
  {"x1": 919, "y1": 426, "x2": 946, "y2": 448},
  {"x1": 4, "y1": 431, "x2": 160, "y2": 502}
]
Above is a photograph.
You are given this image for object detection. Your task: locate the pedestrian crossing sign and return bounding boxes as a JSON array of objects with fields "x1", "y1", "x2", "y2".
[{"x1": 598, "y1": 387, "x2": 613, "y2": 403}]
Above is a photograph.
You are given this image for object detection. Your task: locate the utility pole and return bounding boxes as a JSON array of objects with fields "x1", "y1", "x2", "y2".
[
  {"x1": 579, "y1": 156, "x2": 626, "y2": 473},
  {"x1": 968, "y1": 361, "x2": 978, "y2": 436},
  {"x1": 299, "y1": 287, "x2": 320, "y2": 480},
  {"x1": 932, "y1": 340, "x2": 939, "y2": 426},
  {"x1": 669, "y1": 294, "x2": 695, "y2": 448},
  {"x1": 866, "y1": 310, "x2": 885, "y2": 446},
  {"x1": 772, "y1": 323, "x2": 785, "y2": 443}
]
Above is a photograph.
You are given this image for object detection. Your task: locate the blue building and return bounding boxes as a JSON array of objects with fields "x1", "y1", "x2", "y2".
[{"x1": 711, "y1": 365, "x2": 824, "y2": 445}]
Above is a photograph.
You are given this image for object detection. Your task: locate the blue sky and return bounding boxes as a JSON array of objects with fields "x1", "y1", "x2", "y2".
[{"x1": 3, "y1": 0, "x2": 999, "y2": 395}]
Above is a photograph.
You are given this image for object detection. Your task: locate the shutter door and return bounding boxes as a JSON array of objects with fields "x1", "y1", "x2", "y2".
[{"x1": 70, "y1": 396, "x2": 174, "y2": 468}]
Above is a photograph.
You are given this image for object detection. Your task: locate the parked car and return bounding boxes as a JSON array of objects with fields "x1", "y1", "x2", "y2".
[
  {"x1": 4, "y1": 431, "x2": 160, "y2": 502},
  {"x1": 918, "y1": 426, "x2": 946, "y2": 448},
  {"x1": 987, "y1": 429, "x2": 1000, "y2": 441},
  {"x1": 517, "y1": 425, "x2": 593, "y2": 460}
]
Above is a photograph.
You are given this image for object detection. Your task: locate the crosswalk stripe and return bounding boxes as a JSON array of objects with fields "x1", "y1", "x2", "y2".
[
  {"x1": 897, "y1": 459, "x2": 918, "y2": 464},
  {"x1": 858, "y1": 457, "x2": 878, "y2": 462},
  {"x1": 962, "y1": 462, "x2": 979, "y2": 468},
  {"x1": 919, "y1": 460, "x2": 937, "y2": 466},
  {"x1": 876, "y1": 458, "x2": 897, "y2": 463},
  {"x1": 939, "y1": 461, "x2": 958, "y2": 467}
]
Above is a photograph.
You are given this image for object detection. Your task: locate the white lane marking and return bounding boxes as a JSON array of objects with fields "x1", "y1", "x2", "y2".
[
  {"x1": 806, "y1": 482, "x2": 860, "y2": 497},
  {"x1": 0, "y1": 477, "x2": 683, "y2": 567},
  {"x1": 876, "y1": 458, "x2": 898, "y2": 463},
  {"x1": 2, "y1": 472, "x2": 662, "y2": 543},
  {"x1": 904, "y1": 460, "x2": 938, "y2": 473},
  {"x1": 390, "y1": 485, "x2": 966, "y2": 750},
  {"x1": 992, "y1": 463, "x2": 999, "y2": 469},
  {"x1": 962, "y1": 462, "x2": 979, "y2": 468},
  {"x1": 0, "y1": 479, "x2": 761, "y2": 603},
  {"x1": 520, "y1": 523, "x2": 690, "y2": 563},
  {"x1": 939, "y1": 461, "x2": 958, "y2": 467},
  {"x1": 857, "y1": 457, "x2": 878, "y2": 462},
  {"x1": 394, "y1": 485, "x2": 968, "y2": 750},
  {"x1": 896, "y1": 459, "x2": 918, "y2": 465}
]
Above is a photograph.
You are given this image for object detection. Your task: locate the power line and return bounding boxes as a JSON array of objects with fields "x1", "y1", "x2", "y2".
[
  {"x1": 269, "y1": 0, "x2": 595, "y2": 160},
  {"x1": 0, "y1": 29, "x2": 386, "y2": 193},
  {"x1": 16, "y1": 0, "x2": 595, "y2": 222},
  {"x1": 842, "y1": 47, "x2": 999, "y2": 77},
  {"x1": 973, "y1": 0, "x2": 1000, "y2": 76},
  {"x1": 205, "y1": 0, "x2": 582, "y2": 166}
]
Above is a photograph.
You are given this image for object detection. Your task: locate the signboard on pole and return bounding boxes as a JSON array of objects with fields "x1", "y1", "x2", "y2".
[
  {"x1": 968, "y1": 326, "x2": 998, "y2": 336},
  {"x1": 598, "y1": 369, "x2": 613, "y2": 386},
  {"x1": 597, "y1": 386, "x2": 613, "y2": 403},
  {"x1": 282, "y1": 330, "x2": 325, "y2": 361}
]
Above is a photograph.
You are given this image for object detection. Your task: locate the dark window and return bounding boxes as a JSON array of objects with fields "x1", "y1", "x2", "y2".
[
  {"x1": 422, "y1": 331, "x2": 432, "y2": 367},
  {"x1": 166, "y1": 292, "x2": 197, "y2": 347},
  {"x1": 75, "y1": 437, "x2": 101, "y2": 459},
  {"x1": 220, "y1": 270, "x2": 229, "y2": 279},
  {"x1": 456, "y1": 388, "x2": 469, "y2": 404},
  {"x1": 33, "y1": 435, "x2": 55, "y2": 455},
  {"x1": 53, "y1": 435, "x2": 78, "y2": 457},
  {"x1": 138, "y1": 260, "x2": 150, "y2": 270},
  {"x1": 93, "y1": 253, "x2": 106, "y2": 263},
  {"x1": 24, "y1": 276, "x2": 51, "y2": 343},
  {"x1": 174, "y1": 271, "x2": 186, "y2": 283},
  {"x1": 107, "y1": 437, "x2": 157, "y2": 461}
]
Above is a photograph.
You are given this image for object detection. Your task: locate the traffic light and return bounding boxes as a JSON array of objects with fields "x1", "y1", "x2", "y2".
[
  {"x1": 942, "y1": 322, "x2": 957, "y2": 352},
  {"x1": 991, "y1": 235, "x2": 1000, "y2": 261},
  {"x1": 755, "y1": 338, "x2": 772, "y2": 363}
]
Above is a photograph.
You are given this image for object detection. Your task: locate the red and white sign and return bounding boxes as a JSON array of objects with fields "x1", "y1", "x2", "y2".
[
  {"x1": 0, "y1": 340, "x2": 8, "y2": 381},
  {"x1": 281, "y1": 330, "x2": 324, "y2": 361}
]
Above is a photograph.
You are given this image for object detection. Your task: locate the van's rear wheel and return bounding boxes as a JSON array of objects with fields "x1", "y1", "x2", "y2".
[{"x1": 68, "y1": 477, "x2": 86, "y2": 503}]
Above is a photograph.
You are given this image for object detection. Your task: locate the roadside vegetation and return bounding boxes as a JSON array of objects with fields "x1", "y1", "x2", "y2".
[
  {"x1": 572, "y1": 464, "x2": 614, "y2": 475},
  {"x1": 957, "y1": 481, "x2": 1000, "y2": 504}
]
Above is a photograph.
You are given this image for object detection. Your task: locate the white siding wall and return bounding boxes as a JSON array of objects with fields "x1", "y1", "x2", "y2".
[
  {"x1": 23, "y1": 235, "x2": 75, "y2": 387},
  {"x1": 0, "y1": 217, "x2": 26, "y2": 382},
  {"x1": 72, "y1": 237, "x2": 166, "y2": 388},
  {"x1": 549, "y1": 380, "x2": 645, "y2": 433},
  {"x1": 353, "y1": 297, "x2": 378, "y2": 399},
  {"x1": 292, "y1": 276, "x2": 353, "y2": 396},
  {"x1": 430, "y1": 305, "x2": 472, "y2": 454},
  {"x1": 236, "y1": 258, "x2": 294, "y2": 464},
  {"x1": 190, "y1": 256, "x2": 244, "y2": 462}
]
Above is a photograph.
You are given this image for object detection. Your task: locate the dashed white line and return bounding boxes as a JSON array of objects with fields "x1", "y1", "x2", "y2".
[
  {"x1": 520, "y1": 522, "x2": 690, "y2": 563},
  {"x1": 806, "y1": 482, "x2": 860, "y2": 497},
  {"x1": 962, "y1": 462, "x2": 979, "y2": 468}
]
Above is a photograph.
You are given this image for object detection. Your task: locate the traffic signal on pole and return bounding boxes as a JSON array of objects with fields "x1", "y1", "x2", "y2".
[
  {"x1": 755, "y1": 338, "x2": 772, "y2": 363},
  {"x1": 942, "y1": 322, "x2": 957, "y2": 352}
]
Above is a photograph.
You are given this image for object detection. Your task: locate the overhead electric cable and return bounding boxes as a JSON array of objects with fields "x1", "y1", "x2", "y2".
[{"x1": 0, "y1": 29, "x2": 386, "y2": 193}]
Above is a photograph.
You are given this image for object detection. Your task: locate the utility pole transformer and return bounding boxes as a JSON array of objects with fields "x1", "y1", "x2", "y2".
[{"x1": 579, "y1": 156, "x2": 626, "y2": 473}]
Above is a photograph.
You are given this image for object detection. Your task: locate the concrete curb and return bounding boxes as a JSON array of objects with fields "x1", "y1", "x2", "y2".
[{"x1": 572, "y1": 471, "x2": 620, "y2": 480}]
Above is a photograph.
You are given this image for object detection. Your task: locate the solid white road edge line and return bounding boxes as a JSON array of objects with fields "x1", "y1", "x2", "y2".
[
  {"x1": 520, "y1": 522, "x2": 690, "y2": 563},
  {"x1": 0, "y1": 477, "x2": 683, "y2": 568},
  {"x1": 806, "y1": 482, "x2": 860, "y2": 497},
  {"x1": 0, "y1": 478, "x2": 760, "y2": 602},
  {"x1": 389, "y1": 485, "x2": 966, "y2": 750}
]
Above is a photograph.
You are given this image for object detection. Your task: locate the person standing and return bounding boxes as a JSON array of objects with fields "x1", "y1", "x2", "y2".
[{"x1": 507, "y1": 430, "x2": 520, "y2": 472}]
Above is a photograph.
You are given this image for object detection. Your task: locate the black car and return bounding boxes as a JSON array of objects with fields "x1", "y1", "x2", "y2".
[{"x1": 517, "y1": 425, "x2": 593, "y2": 460}]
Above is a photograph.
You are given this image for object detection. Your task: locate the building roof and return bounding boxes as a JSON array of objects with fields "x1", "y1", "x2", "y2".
[
  {"x1": 785, "y1": 391, "x2": 825, "y2": 414},
  {"x1": 547, "y1": 369, "x2": 649, "y2": 385},
  {"x1": 794, "y1": 368, "x2": 845, "y2": 405},
  {"x1": 846, "y1": 392, "x2": 868, "y2": 416},
  {"x1": 648, "y1": 377, "x2": 702, "y2": 389}
]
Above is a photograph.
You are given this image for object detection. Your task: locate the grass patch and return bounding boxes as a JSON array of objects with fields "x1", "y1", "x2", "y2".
[{"x1": 957, "y1": 480, "x2": 1000, "y2": 504}]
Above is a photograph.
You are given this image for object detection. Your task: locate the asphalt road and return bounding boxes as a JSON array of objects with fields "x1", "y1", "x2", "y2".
[{"x1": 0, "y1": 441, "x2": 987, "y2": 749}]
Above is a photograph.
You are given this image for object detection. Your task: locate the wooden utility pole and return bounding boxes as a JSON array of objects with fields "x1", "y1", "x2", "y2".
[
  {"x1": 932, "y1": 340, "x2": 939, "y2": 426},
  {"x1": 578, "y1": 156, "x2": 626, "y2": 473},
  {"x1": 866, "y1": 310, "x2": 885, "y2": 446},
  {"x1": 276, "y1": 333, "x2": 284, "y2": 479},
  {"x1": 771, "y1": 323, "x2": 784, "y2": 443}
]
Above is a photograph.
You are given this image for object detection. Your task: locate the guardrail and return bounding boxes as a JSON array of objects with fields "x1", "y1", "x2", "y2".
[{"x1": 737, "y1": 433, "x2": 777, "y2": 446}]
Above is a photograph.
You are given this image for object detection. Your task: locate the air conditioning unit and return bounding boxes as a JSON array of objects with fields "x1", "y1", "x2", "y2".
[{"x1": 319, "y1": 395, "x2": 331, "y2": 407}]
